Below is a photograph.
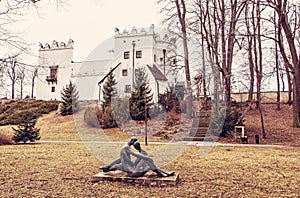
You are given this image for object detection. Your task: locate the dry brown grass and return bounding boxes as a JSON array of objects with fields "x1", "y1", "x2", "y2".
[
  {"x1": 240, "y1": 103, "x2": 300, "y2": 147},
  {"x1": 1, "y1": 103, "x2": 299, "y2": 197},
  {"x1": 36, "y1": 112, "x2": 80, "y2": 141},
  {"x1": 0, "y1": 143, "x2": 299, "y2": 197},
  {"x1": 0, "y1": 132, "x2": 12, "y2": 145}
]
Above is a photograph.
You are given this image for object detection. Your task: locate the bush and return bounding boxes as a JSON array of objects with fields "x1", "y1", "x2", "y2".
[
  {"x1": 84, "y1": 107, "x2": 100, "y2": 128},
  {"x1": 0, "y1": 100, "x2": 59, "y2": 126},
  {"x1": 210, "y1": 106, "x2": 244, "y2": 137},
  {"x1": 111, "y1": 97, "x2": 131, "y2": 123},
  {"x1": 158, "y1": 89, "x2": 181, "y2": 113},
  {"x1": 0, "y1": 133, "x2": 13, "y2": 145},
  {"x1": 96, "y1": 106, "x2": 118, "y2": 129},
  {"x1": 39, "y1": 101, "x2": 60, "y2": 114}
]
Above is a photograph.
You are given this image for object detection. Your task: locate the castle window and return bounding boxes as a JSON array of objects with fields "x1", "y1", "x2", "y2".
[
  {"x1": 124, "y1": 51, "x2": 130, "y2": 59},
  {"x1": 122, "y1": 69, "x2": 128, "y2": 76},
  {"x1": 136, "y1": 50, "x2": 142, "y2": 58},
  {"x1": 124, "y1": 85, "x2": 131, "y2": 93},
  {"x1": 51, "y1": 86, "x2": 55, "y2": 93},
  {"x1": 46, "y1": 66, "x2": 58, "y2": 83}
]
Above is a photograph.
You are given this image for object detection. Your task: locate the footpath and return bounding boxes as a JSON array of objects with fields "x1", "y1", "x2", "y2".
[{"x1": 37, "y1": 140, "x2": 294, "y2": 148}]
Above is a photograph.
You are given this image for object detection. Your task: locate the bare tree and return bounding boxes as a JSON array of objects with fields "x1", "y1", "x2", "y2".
[
  {"x1": 31, "y1": 68, "x2": 38, "y2": 99},
  {"x1": 159, "y1": 0, "x2": 193, "y2": 118},
  {"x1": 254, "y1": 0, "x2": 263, "y2": 110},
  {"x1": 274, "y1": 11, "x2": 281, "y2": 110},
  {"x1": 0, "y1": 0, "x2": 67, "y2": 52},
  {"x1": 2, "y1": 55, "x2": 19, "y2": 99},
  {"x1": 266, "y1": 0, "x2": 300, "y2": 127},
  {"x1": 16, "y1": 65, "x2": 27, "y2": 99},
  {"x1": 193, "y1": 0, "x2": 247, "y2": 108}
]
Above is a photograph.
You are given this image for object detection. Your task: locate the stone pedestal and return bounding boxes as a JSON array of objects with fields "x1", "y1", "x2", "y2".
[{"x1": 92, "y1": 171, "x2": 180, "y2": 186}]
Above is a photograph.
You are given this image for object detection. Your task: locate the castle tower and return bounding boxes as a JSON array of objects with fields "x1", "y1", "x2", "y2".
[
  {"x1": 36, "y1": 39, "x2": 74, "y2": 100},
  {"x1": 109, "y1": 25, "x2": 177, "y2": 101}
]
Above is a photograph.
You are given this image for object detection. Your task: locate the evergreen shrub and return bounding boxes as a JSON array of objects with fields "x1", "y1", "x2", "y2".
[{"x1": 12, "y1": 110, "x2": 40, "y2": 143}]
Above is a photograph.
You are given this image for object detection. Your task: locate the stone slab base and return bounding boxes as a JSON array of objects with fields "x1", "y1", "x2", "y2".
[{"x1": 92, "y1": 171, "x2": 180, "y2": 186}]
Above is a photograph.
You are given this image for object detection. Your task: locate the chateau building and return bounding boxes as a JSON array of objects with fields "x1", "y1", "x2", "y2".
[{"x1": 36, "y1": 25, "x2": 180, "y2": 102}]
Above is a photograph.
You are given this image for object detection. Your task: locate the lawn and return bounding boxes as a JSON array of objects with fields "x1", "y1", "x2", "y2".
[
  {"x1": 0, "y1": 142, "x2": 299, "y2": 197},
  {"x1": 0, "y1": 104, "x2": 300, "y2": 197}
]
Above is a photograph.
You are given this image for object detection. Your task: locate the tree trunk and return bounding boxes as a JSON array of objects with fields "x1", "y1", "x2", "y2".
[
  {"x1": 275, "y1": 39, "x2": 280, "y2": 110},
  {"x1": 11, "y1": 81, "x2": 15, "y2": 99},
  {"x1": 258, "y1": 104, "x2": 266, "y2": 138},
  {"x1": 255, "y1": 0, "x2": 263, "y2": 110},
  {"x1": 175, "y1": 0, "x2": 192, "y2": 118},
  {"x1": 286, "y1": 69, "x2": 293, "y2": 105},
  {"x1": 31, "y1": 69, "x2": 37, "y2": 99},
  {"x1": 277, "y1": 1, "x2": 300, "y2": 126},
  {"x1": 245, "y1": 2, "x2": 254, "y2": 103},
  {"x1": 275, "y1": 11, "x2": 280, "y2": 110},
  {"x1": 248, "y1": 39, "x2": 255, "y2": 103},
  {"x1": 201, "y1": 31, "x2": 208, "y2": 108}
]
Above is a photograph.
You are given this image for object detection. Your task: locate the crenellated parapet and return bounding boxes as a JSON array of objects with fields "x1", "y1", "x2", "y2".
[
  {"x1": 114, "y1": 24, "x2": 176, "y2": 45},
  {"x1": 39, "y1": 39, "x2": 74, "y2": 50},
  {"x1": 114, "y1": 24, "x2": 156, "y2": 38},
  {"x1": 155, "y1": 32, "x2": 177, "y2": 44}
]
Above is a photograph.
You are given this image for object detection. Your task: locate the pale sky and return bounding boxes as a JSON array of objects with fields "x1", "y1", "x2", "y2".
[{"x1": 19, "y1": 0, "x2": 163, "y2": 63}]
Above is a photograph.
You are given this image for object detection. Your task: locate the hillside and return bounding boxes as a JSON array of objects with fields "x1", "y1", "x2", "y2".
[
  {"x1": 1, "y1": 103, "x2": 299, "y2": 146},
  {"x1": 240, "y1": 104, "x2": 300, "y2": 147}
]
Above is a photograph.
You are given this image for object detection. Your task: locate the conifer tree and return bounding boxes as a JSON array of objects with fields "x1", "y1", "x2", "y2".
[
  {"x1": 98, "y1": 72, "x2": 118, "y2": 128},
  {"x1": 12, "y1": 111, "x2": 40, "y2": 143},
  {"x1": 60, "y1": 81, "x2": 79, "y2": 116},
  {"x1": 129, "y1": 68, "x2": 153, "y2": 120},
  {"x1": 101, "y1": 72, "x2": 117, "y2": 110}
]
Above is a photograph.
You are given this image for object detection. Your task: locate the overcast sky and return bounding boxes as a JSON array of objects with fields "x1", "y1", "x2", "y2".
[{"x1": 19, "y1": 0, "x2": 163, "y2": 63}]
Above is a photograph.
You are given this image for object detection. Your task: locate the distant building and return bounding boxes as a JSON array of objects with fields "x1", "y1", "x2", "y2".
[{"x1": 36, "y1": 25, "x2": 181, "y2": 102}]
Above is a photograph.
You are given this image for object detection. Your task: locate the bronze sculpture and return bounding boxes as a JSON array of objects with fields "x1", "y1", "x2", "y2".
[{"x1": 100, "y1": 137, "x2": 174, "y2": 177}]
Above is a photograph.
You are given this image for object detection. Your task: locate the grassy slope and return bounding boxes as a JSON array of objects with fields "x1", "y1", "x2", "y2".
[
  {"x1": 0, "y1": 111, "x2": 80, "y2": 141},
  {"x1": 0, "y1": 143, "x2": 299, "y2": 197},
  {"x1": 36, "y1": 111, "x2": 79, "y2": 141},
  {"x1": 1, "y1": 103, "x2": 299, "y2": 146}
]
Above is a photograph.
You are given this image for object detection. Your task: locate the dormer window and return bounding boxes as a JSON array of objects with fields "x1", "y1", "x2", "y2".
[
  {"x1": 124, "y1": 51, "x2": 130, "y2": 59},
  {"x1": 136, "y1": 50, "x2": 142, "y2": 58}
]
